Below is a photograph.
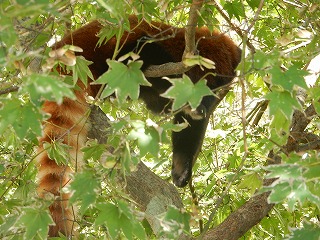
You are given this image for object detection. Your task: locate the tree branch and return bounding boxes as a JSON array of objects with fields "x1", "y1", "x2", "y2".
[
  {"x1": 184, "y1": 0, "x2": 204, "y2": 55},
  {"x1": 201, "y1": 192, "x2": 274, "y2": 240},
  {"x1": 142, "y1": 0, "x2": 203, "y2": 78},
  {"x1": 143, "y1": 62, "x2": 190, "y2": 78},
  {"x1": 88, "y1": 105, "x2": 185, "y2": 237},
  {"x1": 196, "y1": 101, "x2": 316, "y2": 240},
  {"x1": 0, "y1": 86, "x2": 19, "y2": 95},
  {"x1": 211, "y1": 0, "x2": 256, "y2": 53}
]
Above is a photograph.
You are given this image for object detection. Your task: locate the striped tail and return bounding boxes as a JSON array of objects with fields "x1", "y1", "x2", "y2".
[{"x1": 36, "y1": 93, "x2": 89, "y2": 237}]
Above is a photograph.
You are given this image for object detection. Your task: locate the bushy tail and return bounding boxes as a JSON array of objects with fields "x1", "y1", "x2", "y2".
[{"x1": 36, "y1": 93, "x2": 89, "y2": 237}]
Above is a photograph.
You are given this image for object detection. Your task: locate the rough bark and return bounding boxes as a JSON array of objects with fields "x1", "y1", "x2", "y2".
[{"x1": 201, "y1": 191, "x2": 274, "y2": 240}]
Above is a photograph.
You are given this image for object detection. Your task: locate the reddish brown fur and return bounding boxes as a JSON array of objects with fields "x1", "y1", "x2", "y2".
[
  {"x1": 37, "y1": 15, "x2": 241, "y2": 237},
  {"x1": 36, "y1": 91, "x2": 88, "y2": 237}
]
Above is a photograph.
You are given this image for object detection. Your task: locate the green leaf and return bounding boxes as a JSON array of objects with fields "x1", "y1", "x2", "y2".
[
  {"x1": 82, "y1": 140, "x2": 106, "y2": 161},
  {"x1": 261, "y1": 164, "x2": 320, "y2": 211},
  {"x1": 269, "y1": 109, "x2": 290, "y2": 144},
  {"x1": 127, "y1": 120, "x2": 160, "y2": 156},
  {"x1": 265, "y1": 90, "x2": 302, "y2": 119},
  {"x1": 238, "y1": 172, "x2": 263, "y2": 194},
  {"x1": 285, "y1": 221, "x2": 320, "y2": 240},
  {"x1": 96, "y1": 23, "x2": 119, "y2": 47},
  {"x1": 270, "y1": 65, "x2": 308, "y2": 92},
  {"x1": 0, "y1": 214, "x2": 20, "y2": 237},
  {"x1": 69, "y1": 170, "x2": 99, "y2": 214},
  {"x1": 246, "y1": 0, "x2": 261, "y2": 9},
  {"x1": 95, "y1": 203, "x2": 120, "y2": 239},
  {"x1": 70, "y1": 56, "x2": 94, "y2": 86},
  {"x1": 253, "y1": 50, "x2": 281, "y2": 71},
  {"x1": 43, "y1": 141, "x2": 71, "y2": 166},
  {"x1": 0, "y1": 17, "x2": 18, "y2": 48},
  {"x1": 23, "y1": 73, "x2": 75, "y2": 105},
  {"x1": 158, "y1": 206, "x2": 190, "y2": 238},
  {"x1": 95, "y1": 60, "x2": 151, "y2": 102},
  {"x1": 161, "y1": 75, "x2": 213, "y2": 111},
  {"x1": 0, "y1": 98, "x2": 21, "y2": 135},
  {"x1": 265, "y1": 164, "x2": 301, "y2": 180},
  {"x1": 95, "y1": 201, "x2": 146, "y2": 240},
  {"x1": 18, "y1": 207, "x2": 53, "y2": 239},
  {"x1": 224, "y1": 0, "x2": 245, "y2": 21},
  {"x1": 0, "y1": 98, "x2": 43, "y2": 139}
]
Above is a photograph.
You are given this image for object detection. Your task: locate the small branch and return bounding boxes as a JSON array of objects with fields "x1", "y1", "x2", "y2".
[
  {"x1": 247, "y1": 0, "x2": 265, "y2": 32},
  {"x1": 291, "y1": 103, "x2": 317, "y2": 133},
  {"x1": 297, "y1": 139, "x2": 320, "y2": 152},
  {"x1": 0, "y1": 86, "x2": 19, "y2": 95},
  {"x1": 184, "y1": 0, "x2": 204, "y2": 55},
  {"x1": 143, "y1": 62, "x2": 190, "y2": 78},
  {"x1": 251, "y1": 100, "x2": 268, "y2": 127},
  {"x1": 211, "y1": 0, "x2": 256, "y2": 53},
  {"x1": 144, "y1": 0, "x2": 203, "y2": 79},
  {"x1": 189, "y1": 180, "x2": 204, "y2": 233}
]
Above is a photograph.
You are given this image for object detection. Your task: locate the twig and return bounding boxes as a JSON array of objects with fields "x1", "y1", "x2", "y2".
[
  {"x1": 247, "y1": 0, "x2": 265, "y2": 32},
  {"x1": 189, "y1": 179, "x2": 204, "y2": 233},
  {"x1": 184, "y1": 0, "x2": 204, "y2": 55},
  {"x1": 143, "y1": 0, "x2": 204, "y2": 78},
  {"x1": 297, "y1": 139, "x2": 320, "y2": 152},
  {"x1": 211, "y1": 0, "x2": 256, "y2": 53},
  {"x1": 0, "y1": 86, "x2": 19, "y2": 95}
]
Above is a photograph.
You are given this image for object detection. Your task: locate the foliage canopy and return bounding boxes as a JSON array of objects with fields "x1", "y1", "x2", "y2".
[{"x1": 0, "y1": 0, "x2": 320, "y2": 239}]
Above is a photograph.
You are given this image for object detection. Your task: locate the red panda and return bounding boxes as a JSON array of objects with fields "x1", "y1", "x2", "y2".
[{"x1": 37, "y1": 15, "x2": 241, "y2": 237}]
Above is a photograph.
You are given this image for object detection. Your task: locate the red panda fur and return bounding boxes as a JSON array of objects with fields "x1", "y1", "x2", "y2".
[{"x1": 36, "y1": 15, "x2": 241, "y2": 237}]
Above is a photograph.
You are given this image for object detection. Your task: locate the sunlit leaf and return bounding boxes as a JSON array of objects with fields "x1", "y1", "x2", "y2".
[
  {"x1": 270, "y1": 65, "x2": 308, "y2": 92},
  {"x1": 285, "y1": 221, "x2": 320, "y2": 240},
  {"x1": 265, "y1": 90, "x2": 302, "y2": 119},
  {"x1": 158, "y1": 206, "x2": 190, "y2": 239},
  {"x1": 95, "y1": 60, "x2": 150, "y2": 102},
  {"x1": 0, "y1": 98, "x2": 43, "y2": 139},
  {"x1": 23, "y1": 74, "x2": 75, "y2": 105},
  {"x1": 18, "y1": 207, "x2": 53, "y2": 239},
  {"x1": 127, "y1": 120, "x2": 160, "y2": 156},
  {"x1": 69, "y1": 170, "x2": 99, "y2": 214},
  {"x1": 161, "y1": 75, "x2": 213, "y2": 111},
  {"x1": 95, "y1": 201, "x2": 146, "y2": 240},
  {"x1": 261, "y1": 164, "x2": 320, "y2": 211}
]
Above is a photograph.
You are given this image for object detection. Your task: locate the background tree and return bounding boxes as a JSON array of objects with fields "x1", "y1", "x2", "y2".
[{"x1": 0, "y1": 0, "x2": 320, "y2": 239}]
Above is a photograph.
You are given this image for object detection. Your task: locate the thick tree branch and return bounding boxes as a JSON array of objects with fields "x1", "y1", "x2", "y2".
[
  {"x1": 297, "y1": 139, "x2": 320, "y2": 152},
  {"x1": 201, "y1": 192, "x2": 274, "y2": 240},
  {"x1": 87, "y1": 86, "x2": 231, "y2": 239},
  {"x1": 88, "y1": 105, "x2": 184, "y2": 237}
]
